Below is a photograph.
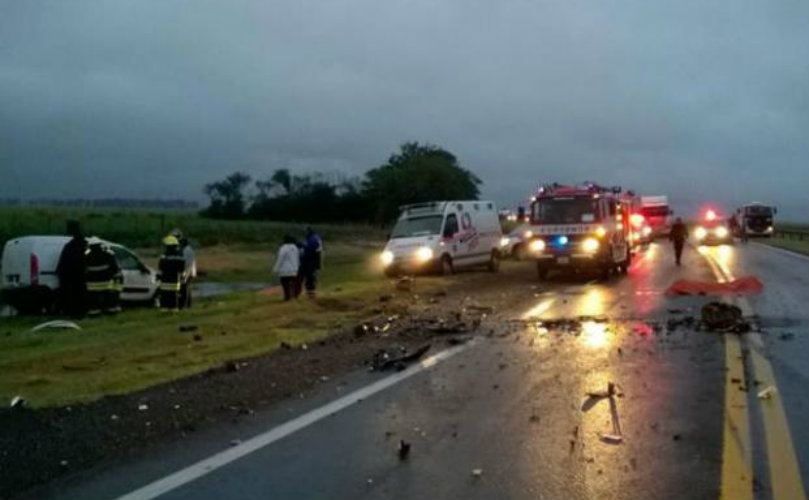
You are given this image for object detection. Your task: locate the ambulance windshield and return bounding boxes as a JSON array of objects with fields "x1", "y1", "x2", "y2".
[
  {"x1": 532, "y1": 197, "x2": 600, "y2": 224},
  {"x1": 391, "y1": 215, "x2": 444, "y2": 238}
]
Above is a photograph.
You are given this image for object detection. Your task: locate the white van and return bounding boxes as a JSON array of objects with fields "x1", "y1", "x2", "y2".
[
  {"x1": 1, "y1": 236, "x2": 159, "y2": 313},
  {"x1": 379, "y1": 201, "x2": 503, "y2": 276}
]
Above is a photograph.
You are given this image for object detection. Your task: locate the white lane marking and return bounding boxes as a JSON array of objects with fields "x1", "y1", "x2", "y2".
[
  {"x1": 750, "y1": 241, "x2": 809, "y2": 262},
  {"x1": 115, "y1": 342, "x2": 475, "y2": 500}
]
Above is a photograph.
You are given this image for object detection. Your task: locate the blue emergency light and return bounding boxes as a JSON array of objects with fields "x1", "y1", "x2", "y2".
[{"x1": 557, "y1": 236, "x2": 569, "y2": 246}]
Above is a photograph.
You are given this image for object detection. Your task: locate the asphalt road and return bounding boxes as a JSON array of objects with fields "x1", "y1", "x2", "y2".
[{"x1": 26, "y1": 241, "x2": 808, "y2": 500}]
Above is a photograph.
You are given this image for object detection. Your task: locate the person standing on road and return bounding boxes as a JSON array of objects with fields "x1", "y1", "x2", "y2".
[
  {"x1": 299, "y1": 227, "x2": 323, "y2": 298},
  {"x1": 669, "y1": 217, "x2": 688, "y2": 266},
  {"x1": 84, "y1": 241, "x2": 121, "y2": 315},
  {"x1": 56, "y1": 220, "x2": 88, "y2": 318},
  {"x1": 158, "y1": 235, "x2": 187, "y2": 311},
  {"x1": 273, "y1": 235, "x2": 301, "y2": 301},
  {"x1": 180, "y1": 235, "x2": 196, "y2": 308}
]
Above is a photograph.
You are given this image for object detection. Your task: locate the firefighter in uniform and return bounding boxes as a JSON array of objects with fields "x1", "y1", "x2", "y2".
[
  {"x1": 85, "y1": 241, "x2": 120, "y2": 315},
  {"x1": 158, "y1": 235, "x2": 187, "y2": 311}
]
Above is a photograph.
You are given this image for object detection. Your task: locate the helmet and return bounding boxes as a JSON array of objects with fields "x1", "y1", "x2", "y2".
[{"x1": 163, "y1": 235, "x2": 180, "y2": 247}]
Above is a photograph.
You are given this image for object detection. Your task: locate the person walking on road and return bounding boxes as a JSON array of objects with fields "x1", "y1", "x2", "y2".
[
  {"x1": 299, "y1": 227, "x2": 323, "y2": 298},
  {"x1": 669, "y1": 217, "x2": 688, "y2": 266},
  {"x1": 56, "y1": 220, "x2": 88, "y2": 318},
  {"x1": 273, "y1": 235, "x2": 301, "y2": 301}
]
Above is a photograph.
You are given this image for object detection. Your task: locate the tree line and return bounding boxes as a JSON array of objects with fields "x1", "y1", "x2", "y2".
[{"x1": 202, "y1": 142, "x2": 482, "y2": 224}]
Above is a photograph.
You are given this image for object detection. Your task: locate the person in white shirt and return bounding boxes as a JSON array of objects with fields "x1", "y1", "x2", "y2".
[{"x1": 273, "y1": 235, "x2": 301, "y2": 301}]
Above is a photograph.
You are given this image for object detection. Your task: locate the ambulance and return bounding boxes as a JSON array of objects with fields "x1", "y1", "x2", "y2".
[
  {"x1": 379, "y1": 201, "x2": 502, "y2": 276},
  {"x1": 525, "y1": 183, "x2": 632, "y2": 279}
]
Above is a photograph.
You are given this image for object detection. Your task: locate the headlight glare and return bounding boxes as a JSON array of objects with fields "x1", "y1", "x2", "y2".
[
  {"x1": 694, "y1": 227, "x2": 707, "y2": 240},
  {"x1": 582, "y1": 237, "x2": 600, "y2": 253},
  {"x1": 529, "y1": 239, "x2": 546, "y2": 253},
  {"x1": 415, "y1": 246, "x2": 434, "y2": 262},
  {"x1": 380, "y1": 250, "x2": 394, "y2": 266},
  {"x1": 715, "y1": 226, "x2": 728, "y2": 238}
]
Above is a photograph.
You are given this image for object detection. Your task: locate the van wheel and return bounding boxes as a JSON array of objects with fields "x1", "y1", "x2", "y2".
[
  {"x1": 439, "y1": 255, "x2": 454, "y2": 276},
  {"x1": 487, "y1": 251, "x2": 500, "y2": 272}
]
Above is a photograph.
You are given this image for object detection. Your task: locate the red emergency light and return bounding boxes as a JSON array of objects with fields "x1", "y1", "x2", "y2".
[
  {"x1": 630, "y1": 213, "x2": 645, "y2": 228},
  {"x1": 705, "y1": 209, "x2": 717, "y2": 221}
]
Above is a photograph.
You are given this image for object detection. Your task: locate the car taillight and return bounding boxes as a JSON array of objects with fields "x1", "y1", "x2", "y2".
[{"x1": 30, "y1": 253, "x2": 39, "y2": 286}]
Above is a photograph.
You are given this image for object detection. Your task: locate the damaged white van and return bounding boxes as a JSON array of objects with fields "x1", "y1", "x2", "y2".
[
  {"x1": 1, "y1": 236, "x2": 159, "y2": 313},
  {"x1": 379, "y1": 201, "x2": 502, "y2": 276}
]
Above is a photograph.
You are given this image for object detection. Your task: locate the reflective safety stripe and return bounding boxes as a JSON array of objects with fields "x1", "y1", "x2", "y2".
[
  {"x1": 86, "y1": 265, "x2": 110, "y2": 272},
  {"x1": 87, "y1": 282, "x2": 110, "y2": 291},
  {"x1": 160, "y1": 283, "x2": 182, "y2": 291}
]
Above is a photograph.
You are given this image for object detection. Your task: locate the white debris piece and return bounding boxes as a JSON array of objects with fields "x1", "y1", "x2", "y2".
[
  {"x1": 30, "y1": 320, "x2": 81, "y2": 333},
  {"x1": 757, "y1": 386, "x2": 777, "y2": 399}
]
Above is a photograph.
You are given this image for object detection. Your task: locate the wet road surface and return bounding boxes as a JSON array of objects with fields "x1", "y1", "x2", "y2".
[{"x1": 26, "y1": 242, "x2": 808, "y2": 500}]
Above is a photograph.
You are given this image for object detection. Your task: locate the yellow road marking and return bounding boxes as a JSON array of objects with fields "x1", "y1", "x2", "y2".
[
  {"x1": 701, "y1": 247, "x2": 807, "y2": 500},
  {"x1": 721, "y1": 334, "x2": 753, "y2": 500},
  {"x1": 749, "y1": 347, "x2": 807, "y2": 500}
]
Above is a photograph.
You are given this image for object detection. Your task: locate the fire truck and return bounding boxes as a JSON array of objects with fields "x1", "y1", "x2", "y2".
[{"x1": 525, "y1": 183, "x2": 633, "y2": 279}]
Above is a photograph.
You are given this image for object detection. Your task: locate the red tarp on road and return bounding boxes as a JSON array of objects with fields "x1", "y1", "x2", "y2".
[{"x1": 666, "y1": 276, "x2": 764, "y2": 295}]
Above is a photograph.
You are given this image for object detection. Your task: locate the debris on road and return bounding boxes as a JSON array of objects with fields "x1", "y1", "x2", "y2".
[
  {"x1": 178, "y1": 325, "x2": 198, "y2": 332},
  {"x1": 701, "y1": 302, "x2": 750, "y2": 332},
  {"x1": 599, "y1": 433, "x2": 623, "y2": 444},
  {"x1": 137, "y1": 404, "x2": 149, "y2": 411},
  {"x1": 666, "y1": 276, "x2": 764, "y2": 296},
  {"x1": 587, "y1": 382, "x2": 617, "y2": 399},
  {"x1": 397, "y1": 440, "x2": 411, "y2": 460},
  {"x1": 396, "y1": 277, "x2": 414, "y2": 292},
  {"x1": 471, "y1": 468, "x2": 484, "y2": 478},
  {"x1": 370, "y1": 344, "x2": 431, "y2": 371},
  {"x1": 10, "y1": 396, "x2": 26, "y2": 409},
  {"x1": 757, "y1": 386, "x2": 776, "y2": 399},
  {"x1": 779, "y1": 332, "x2": 795, "y2": 341},
  {"x1": 30, "y1": 320, "x2": 81, "y2": 333}
]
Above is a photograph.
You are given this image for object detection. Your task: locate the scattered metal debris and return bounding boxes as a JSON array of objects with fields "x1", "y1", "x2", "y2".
[
  {"x1": 179, "y1": 325, "x2": 198, "y2": 332},
  {"x1": 701, "y1": 302, "x2": 750, "y2": 332},
  {"x1": 10, "y1": 395, "x2": 26, "y2": 409},
  {"x1": 370, "y1": 344, "x2": 431, "y2": 371},
  {"x1": 397, "y1": 440, "x2": 411, "y2": 460}
]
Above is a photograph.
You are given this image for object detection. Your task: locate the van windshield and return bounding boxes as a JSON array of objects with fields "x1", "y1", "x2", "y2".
[
  {"x1": 391, "y1": 215, "x2": 444, "y2": 238},
  {"x1": 532, "y1": 197, "x2": 599, "y2": 224}
]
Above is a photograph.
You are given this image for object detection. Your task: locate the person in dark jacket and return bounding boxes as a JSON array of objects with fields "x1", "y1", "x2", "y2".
[
  {"x1": 55, "y1": 220, "x2": 87, "y2": 318},
  {"x1": 298, "y1": 227, "x2": 323, "y2": 298},
  {"x1": 85, "y1": 241, "x2": 121, "y2": 315},
  {"x1": 669, "y1": 217, "x2": 688, "y2": 266},
  {"x1": 158, "y1": 235, "x2": 187, "y2": 311}
]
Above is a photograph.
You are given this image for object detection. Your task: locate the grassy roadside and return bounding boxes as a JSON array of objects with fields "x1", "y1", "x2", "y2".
[
  {"x1": 758, "y1": 236, "x2": 809, "y2": 256},
  {"x1": 0, "y1": 245, "x2": 445, "y2": 408}
]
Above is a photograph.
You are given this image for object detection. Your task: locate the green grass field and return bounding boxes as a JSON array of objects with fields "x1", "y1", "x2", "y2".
[
  {"x1": 0, "y1": 244, "x2": 441, "y2": 407},
  {"x1": 0, "y1": 207, "x2": 385, "y2": 249}
]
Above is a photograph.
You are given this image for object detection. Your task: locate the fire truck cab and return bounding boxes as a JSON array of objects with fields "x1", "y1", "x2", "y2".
[{"x1": 526, "y1": 183, "x2": 632, "y2": 279}]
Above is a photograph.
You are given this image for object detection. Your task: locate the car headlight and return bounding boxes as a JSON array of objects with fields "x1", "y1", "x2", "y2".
[
  {"x1": 694, "y1": 227, "x2": 707, "y2": 240},
  {"x1": 595, "y1": 226, "x2": 607, "y2": 238},
  {"x1": 715, "y1": 226, "x2": 728, "y2": 238},
  {"x1": 414, "y1": 246, "x2": 434, "y2": 262},
  {"x1": 380, "y1": 250, "x2": 394, "y2": 266},
  {"x1": 523, "y1": 230, "x2": 533, "y2": 238},
  {"x1": 529, "y1": 239, "x2": 546, "y2": 253},
  {"x1": 500, "y1": 237, "x2": 510, "y2": 247},
  {"x1": 582, "y1": 237, "x2": 600, "y2": 253},
  {"x1": 766, "y1": 226, "x2": 773, "y2": 233}
]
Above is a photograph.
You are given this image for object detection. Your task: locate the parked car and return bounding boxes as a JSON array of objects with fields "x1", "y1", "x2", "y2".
[
  {"x1": 379, "y1": 200, "x2": 502, "y2": 276},
  {"x1": 1, "y1": 236, "x2": 159, "y2": 313}
]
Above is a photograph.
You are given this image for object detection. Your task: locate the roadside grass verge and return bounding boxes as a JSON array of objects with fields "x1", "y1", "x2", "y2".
[
  {"x1": 0, "y1": 247, "x2": 445, "y2": 408},
  {"x1": 759, "y1": 236, "x2": 809, "y2": 256}
]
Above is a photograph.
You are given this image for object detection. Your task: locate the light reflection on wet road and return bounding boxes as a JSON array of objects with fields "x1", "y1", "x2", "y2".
[{"x1": 33, "y1": 242, "x2": 809, "y2": 500}]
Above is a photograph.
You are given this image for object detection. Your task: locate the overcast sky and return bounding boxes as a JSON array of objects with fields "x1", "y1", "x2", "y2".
[{"x1": 1, "y1": 0, "x2": 807, "y2": 219}]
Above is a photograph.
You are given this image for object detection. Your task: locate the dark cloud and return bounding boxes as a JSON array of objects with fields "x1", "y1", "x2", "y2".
[{"x1": 1, "y1": 0, "x2": 807, "y2": 219}]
